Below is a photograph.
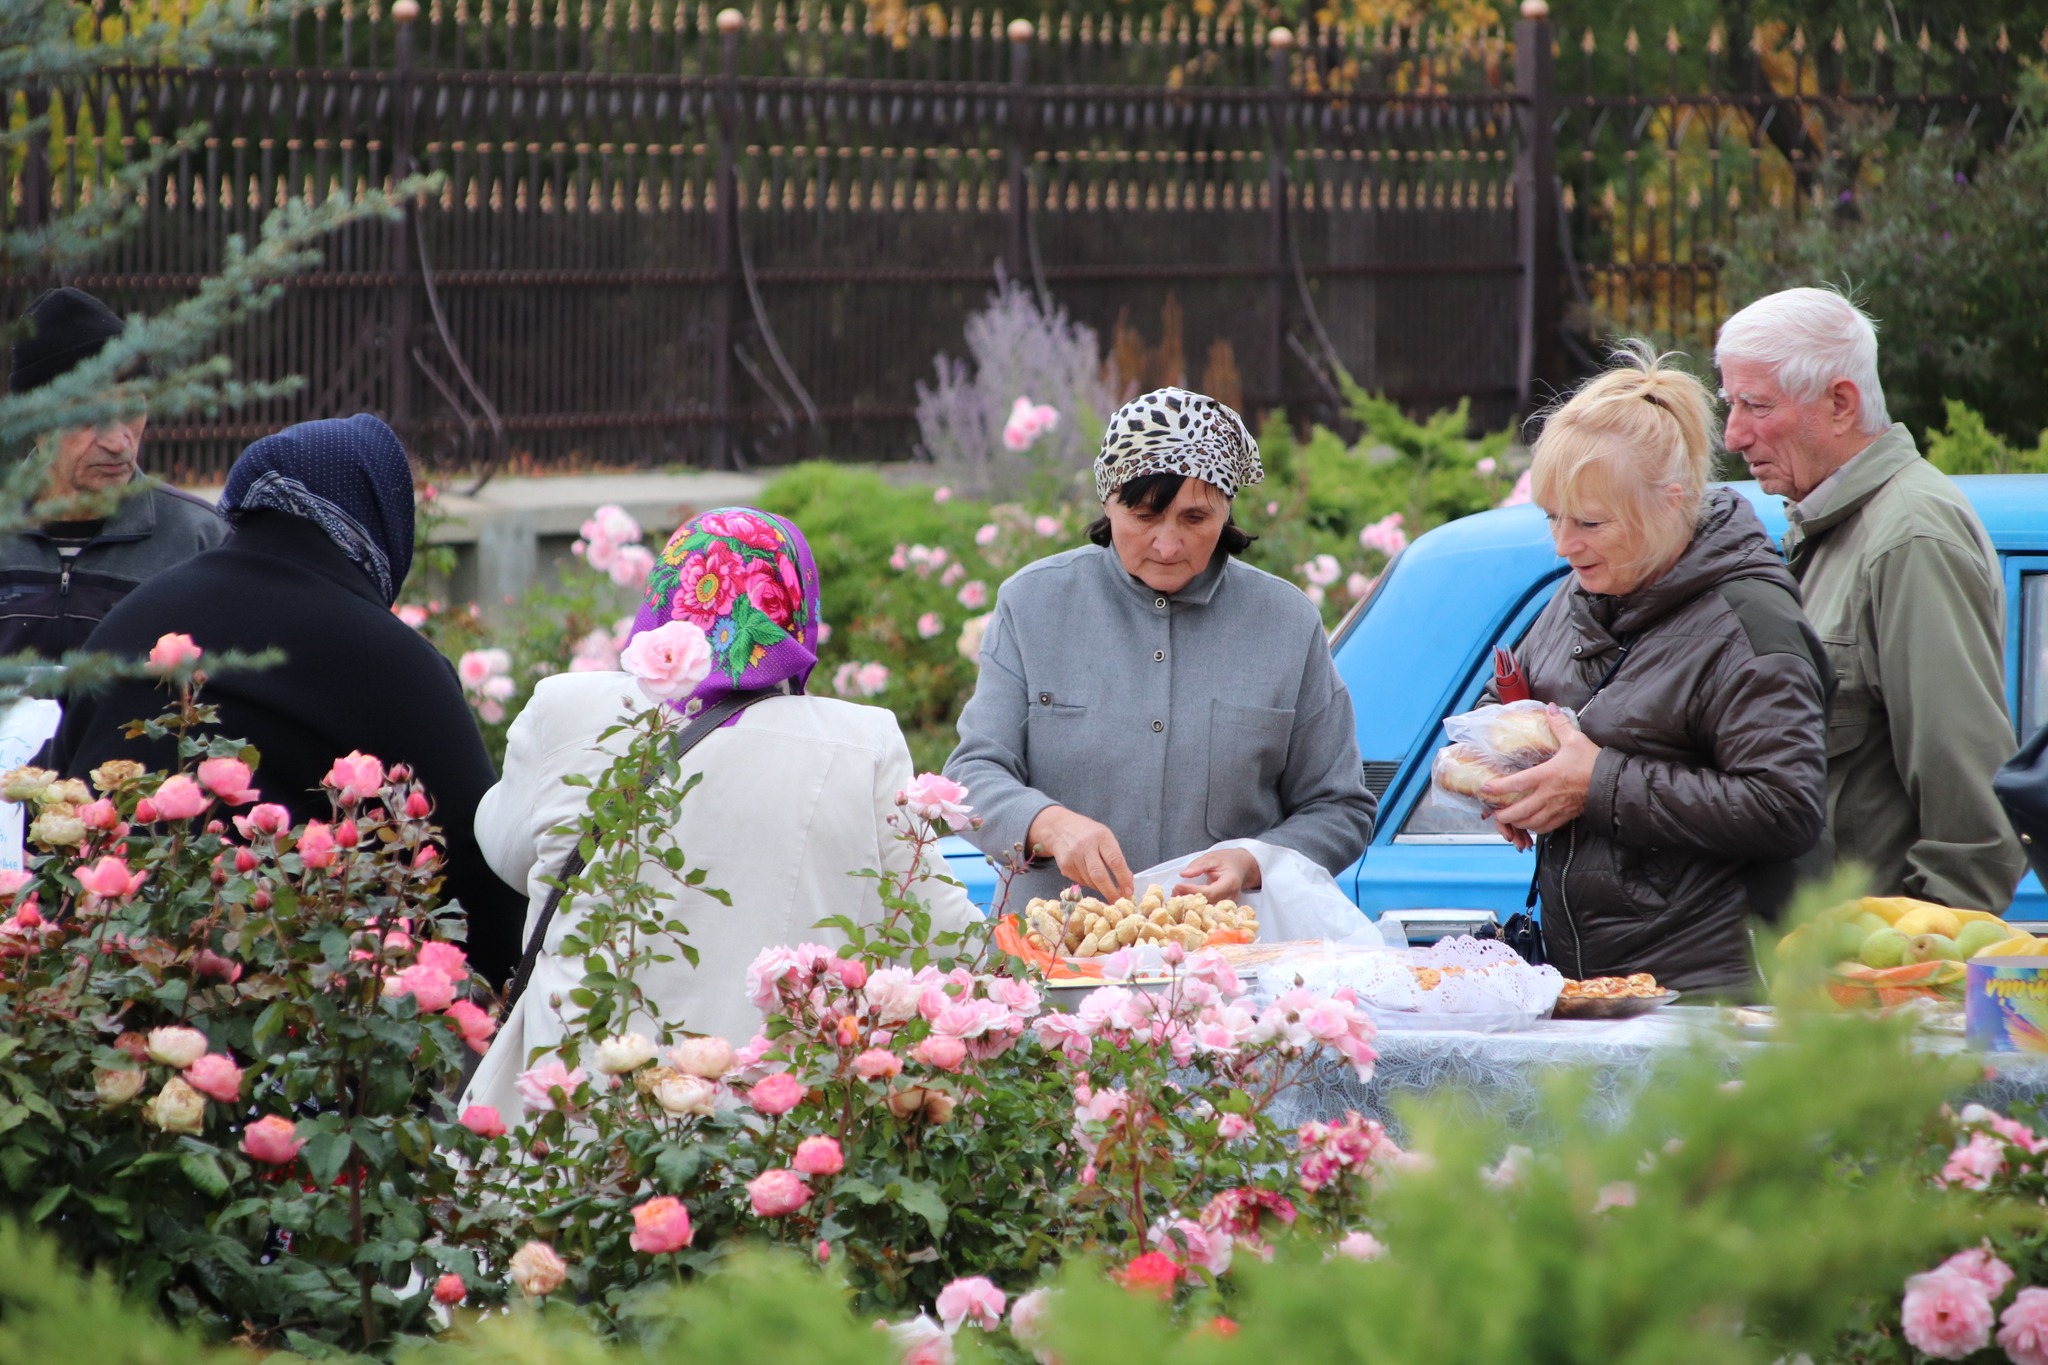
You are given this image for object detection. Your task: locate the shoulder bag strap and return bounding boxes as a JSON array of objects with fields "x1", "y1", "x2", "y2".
[{"x1": 495, "y1": 687, "x2": 783, "y2": 1021}]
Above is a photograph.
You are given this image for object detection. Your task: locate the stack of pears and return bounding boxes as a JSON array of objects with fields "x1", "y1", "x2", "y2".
[{"x1": 1780, "y1": 895, "x2": 2045, "y2": 969}]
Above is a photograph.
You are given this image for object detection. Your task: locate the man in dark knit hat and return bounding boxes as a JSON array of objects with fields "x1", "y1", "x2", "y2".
[{"x1": 2, "y1": 286, "x2": 226, "y2": 658}]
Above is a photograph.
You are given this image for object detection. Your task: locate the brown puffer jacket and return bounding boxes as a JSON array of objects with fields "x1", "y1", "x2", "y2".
[{"x1": 1515, "y1": 488, "x2": 1831, "y2": 996}]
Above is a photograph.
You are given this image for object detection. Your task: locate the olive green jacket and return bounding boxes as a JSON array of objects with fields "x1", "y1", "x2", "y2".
[{"x1": 1783, "y1": 423, "x2": 2027, "y2": 912}]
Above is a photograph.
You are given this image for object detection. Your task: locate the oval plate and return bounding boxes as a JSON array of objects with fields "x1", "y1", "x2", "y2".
[{"x1": 1551, "y1": 989, "x2": 1681, "y2": 1021}]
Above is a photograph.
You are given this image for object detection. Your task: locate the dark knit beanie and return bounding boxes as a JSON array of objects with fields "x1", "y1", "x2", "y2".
[{"x1": 8, "y1": 287, "x2": 126, "y2": 393}]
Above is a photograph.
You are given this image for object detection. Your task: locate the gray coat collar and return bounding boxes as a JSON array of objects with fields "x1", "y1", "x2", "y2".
[{"x1": 1093, "y1": 541, "x2": 1232, "y2": 607}]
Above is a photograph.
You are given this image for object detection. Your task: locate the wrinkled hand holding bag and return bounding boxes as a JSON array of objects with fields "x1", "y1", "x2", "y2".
[{"x1": 1994, "y1": 721, "x2": 2048, "y2": 889}]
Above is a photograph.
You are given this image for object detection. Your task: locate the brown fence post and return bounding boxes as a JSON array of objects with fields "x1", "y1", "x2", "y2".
[
  {"x1": 389, "y1": 0, "x2": 421, "y2": 448},
  {"x1": 20, "y1": 83, "x2": 52, "y2": 244},
  {"x1": 1514, "y1": 0, "x2": 1561, "y2": 411},
  {"x1": 711, "y1": 7, "x2": 744, "y2": 470},
  {"x1": 1004, "y1": 19, "x2": 1034, "y2": 284},
  {"x1": 1266, "y1": 24, "x2": 1294, "y2": 416}
]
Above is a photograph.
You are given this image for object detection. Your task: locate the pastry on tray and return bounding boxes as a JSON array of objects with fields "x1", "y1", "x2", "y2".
[{"x1": 1022, "y1": 885, "x2": 1258, "y2": 958}]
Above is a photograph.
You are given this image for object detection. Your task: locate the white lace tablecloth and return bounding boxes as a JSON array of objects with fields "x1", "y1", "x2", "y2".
[{"x1": 1261, "y1": 1003, "x2": 2048, "y2": 1140}]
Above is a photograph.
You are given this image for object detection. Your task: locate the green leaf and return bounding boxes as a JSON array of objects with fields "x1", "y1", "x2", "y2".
[
  {"x1": 28, "y1": 1184, "x2": 70, "y2": 1222},
  {"x1": 179, "y1": 1151, "x2": 230, "y2": 1197},
  {"x1": 300, "y1": 1130, "x2": 353, "y2": 1187},
  {"x1": 894, "y1": 1179, "x2": 949, "y2": 1238}
]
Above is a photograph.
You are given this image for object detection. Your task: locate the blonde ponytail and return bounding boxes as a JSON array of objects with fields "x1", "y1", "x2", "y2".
[{"x1": 1529, "y1": 341, "x2": 1716, "y2": 589}]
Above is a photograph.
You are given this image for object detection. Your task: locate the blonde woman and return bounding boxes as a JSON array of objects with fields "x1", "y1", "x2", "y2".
[{"x1": 1483, "y1": 345, "x2": 1830, "y2": 995}]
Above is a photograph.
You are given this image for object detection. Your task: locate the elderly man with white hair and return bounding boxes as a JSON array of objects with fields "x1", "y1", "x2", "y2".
[{"x1": 1717, "y1": 286, "x2": 2025, "y2": 912}]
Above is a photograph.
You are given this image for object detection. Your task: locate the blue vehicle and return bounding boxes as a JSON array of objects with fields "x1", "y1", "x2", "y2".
[{"x1": 943, "y1": 476, "x2": 2048, "y2": 927}]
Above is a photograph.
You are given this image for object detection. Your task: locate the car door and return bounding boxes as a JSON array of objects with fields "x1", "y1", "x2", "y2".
[{"x1": 2003, "y1": 552, "x2": 2048, "y2": 923}]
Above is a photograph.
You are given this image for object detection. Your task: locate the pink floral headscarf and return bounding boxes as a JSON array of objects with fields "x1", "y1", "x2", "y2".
[{"x1": 628, "y1": 507, "x2": 821, "y2": 722}]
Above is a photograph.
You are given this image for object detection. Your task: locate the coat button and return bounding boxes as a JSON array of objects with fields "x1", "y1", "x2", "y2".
[
  {"x1": 1154, "y1": 596, "x2": 1168, "y2": 609},
  {"x1": 1038, "y1": 692, "x2": 1051, "y2": 704},
  {"x1": 1151, "y1": 719, "x2": 1164, "y2": 733},
  {"x1": 1154, "y1": 650, "x2": 1165, "y2": 662},
  {"x1": 1572, "y1": 646, "x2": 1582, "y2": 656}
]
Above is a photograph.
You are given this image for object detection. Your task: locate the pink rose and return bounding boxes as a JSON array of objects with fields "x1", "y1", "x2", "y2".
[
  {"x1": 78, "y1": 797, "x2": 121, "y2": 831},
  {"x1": 1010, "y1": 1287, "x2": 1052, "y2": 1343},
  {"x1": 629, "y1": 1195, "x2": 695, "y2": 1254},
  {"x1": 747, "y1": 1168, "x2": 809, "y2": 1217},
  {"x1": 1334, "y1": 1230, "x2": 1387, "y2": 1261},
  {"x1": 587, "y1": 503, "x2": 641, "y2": 546},
  {"x1": 1218, "y1": 1113, "x2": 1253, "y2": 1141},
  {"x1": 1591, "y1": 1182, "x2": 1636, "y2": 1214},
  {"x1": 151, "y1": 775, "x2": 210, "y2": 821},
  {"x1": 193, "y1": 947, "x2": 242, "y2": 983},
  {"x1": 1940, "y1": 1132, "x2": 2007, "y2": 1190},
  {"x1": 853, "y1": 1048, "x2": 903, "y2": 1080},
  {"x1": 384, "y1": 963, "x2": 457, "y2": 1013},
  {"x1": 444, "y1": 999, "x2": 498, "y2": 1053},
  {"x1": 1999, "y1": 1287, "x2": 2048, "y2": 1365},
  {"x1": 749, "y1": 1072, "x2": 808, "y2": 1116},
  {"x1": 619, "y1": 620, "x2": 715, "y2": 702},
  {"x1": 936, "y1": 1274, "x2": 1006, "y2": 1332},
  {"x1": 855, "y1": 662, "x2": 890, "y2": 695},
  {"x1": 1901, "y1": 1268, "x2": 1994, "y2": 1359},
  {"x1": 297, "y1": 821, "x2": 336, "y2": 869},
  {"x1": 147, "y1": 633, "x2": 202, "y2": 671},
  {"x1": 793, "y1": 1135, "x2": 844, "y2": 1176},
  {"x1": 899, "y1": 773, "x2": 972, "y2": 831},
  {"x1": 75, "y1": 855, "x2": 146, "y2": 901},
  {"x1": 239, "y1": 1114, "x2": 305, "y2": 1164},
  {"x1": 323, "y1": 751, "x2": 385, "y2": 804},
  {"x1": 195, "y1": 757, "x2": 259, "y2": 806},
  {"x1": 0, "y1": 869, "x2": 30, "y2": 901},
  {"x1": 669, "y1": 1036, "x2": 737, "y2": 1079},
  {"x1": 396, "y1": 605, "x2": 429, "y2": 629},
  {"x1": 830, "y1": 956, "x2": 869, "y2": 991},
  {"x1": 432, "y1": 1273, "x2": 465, "y2": 1306},
  {"x1": 609, "y1": 543, "x2": 657, "y2": 590},
  {"x1": 1938, "y1": 1244, "x2": 2015, "y2": 1299},
  {"x1": 456, "y1": 650, "x2": 500, "y2": 688},
  {"x1": 890, "y1": 1315, "x2": 955, "y2": 1365},
  {"x1": 1033, "y1": 515, "x2": 1060, "y2": 538},
  {"x1": 956, "y1": 580, "x2": 988, "y2": 610},
  {"x1": 460, "y1": 1104, "x2": 507, "y2": 1138},
  {"x1": 673, "y1": 543, "x2": 746, "y2": 624},
  {"x1": 234, "y1": 803, "x2": 291, "y2": 839},
  {"x1": 184, "y1": 1053, "x2": 244, "y2": 1103},
  {"x1": 912, "y1": 1036, "x2": 967, "y2": 1071},
  {"x1": 916, "y1": 611, "x2": 944, "y2": 640},
  {"x1": 515, "y1": 1060, "x2": 589, "y2": 1114},
  {"x1": 416, "y1": 941, "x2": 469, "y2": 982}
]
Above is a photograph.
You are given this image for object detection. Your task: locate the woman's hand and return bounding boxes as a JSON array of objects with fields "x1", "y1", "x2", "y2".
[
  {"x1": 1026, "y1": 806, "x2": 1135, "y2": 901},
  {"x1": 1173, "y1": 847, "x2": 1262, "y2": 902},
  {"x1": 1483, "y1": 706, "x2": 1601, "y2": 836},
  {"x1": 1493, "y1": 818, "x2": 1535, "y2": 853}
]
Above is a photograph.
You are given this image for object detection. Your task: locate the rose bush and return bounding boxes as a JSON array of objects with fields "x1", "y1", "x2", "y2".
[{"x1": 0, "y1": 639, "x2": 508, "y2": 1352}]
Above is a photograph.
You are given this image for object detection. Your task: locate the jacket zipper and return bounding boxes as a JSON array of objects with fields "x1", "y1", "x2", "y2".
[
  {"x1": 1558, "y1": 825, "x2": 1585, "y2": 978},
  {"x1": 59, "y1": 560, "x2": 71, "y2": 595}
]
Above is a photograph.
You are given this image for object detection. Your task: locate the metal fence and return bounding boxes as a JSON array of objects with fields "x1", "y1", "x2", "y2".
[{"x1": 3, "y1": 3, "x2": 2032, "y2": 479}]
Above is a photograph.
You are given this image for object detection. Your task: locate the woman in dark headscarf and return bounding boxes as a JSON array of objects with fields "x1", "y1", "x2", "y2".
[
  {"x1": 461, "y1": 506, "x2": 977, "y2": 1117},
  {"x1": 49, "y1": 414, "x2": 528, "y2": 983}
]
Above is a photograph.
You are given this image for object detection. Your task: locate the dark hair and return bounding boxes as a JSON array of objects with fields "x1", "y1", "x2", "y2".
[{"x1": 1085, "y1": 472, "x2": 1257, "y2": 554}]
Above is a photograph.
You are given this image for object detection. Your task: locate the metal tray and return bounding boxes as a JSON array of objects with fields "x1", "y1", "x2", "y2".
[{"x1": 1550, "y1": 989, "x2": 1681, "y2": 1020}]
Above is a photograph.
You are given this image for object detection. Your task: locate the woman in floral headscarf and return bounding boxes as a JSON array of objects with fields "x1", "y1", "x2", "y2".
[{"x1": 464, "y1": 507, "x2": 976, "y2": 1114}]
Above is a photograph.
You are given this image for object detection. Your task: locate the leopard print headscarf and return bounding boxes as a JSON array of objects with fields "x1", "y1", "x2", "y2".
[{"x1": 1093, "y1": 387, "x2": 1263, "y2": 503}]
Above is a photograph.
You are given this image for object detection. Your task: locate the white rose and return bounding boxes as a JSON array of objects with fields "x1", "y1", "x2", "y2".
[
  {"x1": 668, "y1": 1036, "x2": 736, "y2": 1080},
  {"x1": 592, "y1": 1032, "x2": 657, "y2": 1075},
  {"x1": 145, "y1": 1026, "x2": 209, "y2": 1069},
  {"x1": 95, "y1": 1067, "x2": 145, "y2": 1107},
  {"x1": 865, "y1": 967, "x2": 923, "y2": 1026},
  {"x1": 652, "y1": 1073, "x2": 718, "y2": 1117},
  {"x1": 144, "y1": 1077, "x2": 207, "y2": 1134}
]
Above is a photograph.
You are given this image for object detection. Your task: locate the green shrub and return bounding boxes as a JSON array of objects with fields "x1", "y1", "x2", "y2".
[
  {"x1": 1924, "y1": 399, "x2": 2048, "y2": 476},
  {"x1": 1712, "y1": 71, "x2": 2048, "y2": 447}
]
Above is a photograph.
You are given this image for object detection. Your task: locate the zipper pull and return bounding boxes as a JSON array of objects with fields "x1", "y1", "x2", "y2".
[{"x1": 59, "y1": 561, "x2": 71, "y2": 595}]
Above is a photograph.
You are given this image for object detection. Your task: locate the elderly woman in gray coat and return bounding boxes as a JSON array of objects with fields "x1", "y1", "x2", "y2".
[{"x1": 944, "y1": 387, "x2": 1378, "y2": 908}]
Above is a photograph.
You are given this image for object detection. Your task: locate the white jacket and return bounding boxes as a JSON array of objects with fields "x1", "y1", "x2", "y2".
[{"x1": 463, "y1": 671, "x2": 978, "y2": 1116}]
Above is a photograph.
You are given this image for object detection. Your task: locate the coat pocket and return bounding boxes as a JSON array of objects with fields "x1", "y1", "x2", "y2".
[
  {"x1": 1819, "y1": 635, "x2": 1872, "y2": 760},
  {"x1": 1205, "y1": 700, "x2": 1294, "y2": 840},
  {"x1": 1025, "y1": 701, "x2": 1094, "y2": 799}
]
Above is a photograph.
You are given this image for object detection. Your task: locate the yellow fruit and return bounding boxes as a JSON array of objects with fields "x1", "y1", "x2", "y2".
[
  {"x1": 1856, "y1": 897, "x2": 1914, "y2": 926},
  {"x1": 1894, "y1": 905, "x2": 1963, "y2": 939},
  {"x1": 1979, "y1": 935, "x2": 2048, "y2": 959},
  {"x1": 1949, "y1": 907, "x2": 2010, "y2": 929}
]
